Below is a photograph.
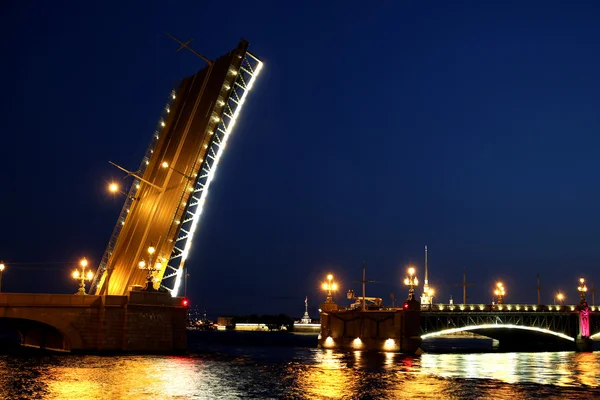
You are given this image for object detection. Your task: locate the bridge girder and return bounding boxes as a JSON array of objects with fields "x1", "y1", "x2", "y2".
[{"x1": 421, "y1": 311, "x2": 580, "y2": 342}]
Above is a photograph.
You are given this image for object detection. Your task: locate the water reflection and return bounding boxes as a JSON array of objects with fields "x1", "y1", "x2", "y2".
[
  {"x1": 0, "y1": 349, "x2": 598, "y2": 399},
  {"x1": 420, "y1": 351, "x2": 600, "y2": 388}
]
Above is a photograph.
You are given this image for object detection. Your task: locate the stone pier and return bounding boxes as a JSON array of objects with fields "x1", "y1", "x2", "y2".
[{"x1": 0, "y1": 291, "x2": 187, "y2": 352}]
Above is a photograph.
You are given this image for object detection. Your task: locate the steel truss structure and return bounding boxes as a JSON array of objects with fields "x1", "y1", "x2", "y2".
[
  {"x1": 90, "y1": 90, "x2": 176, "y2": 294},
  {"x1": 159, "y1": 51, "x2": 263, "y2": 296},
  {"x1": 420, "y1": 311, "x2": 579, "y2": 339}
]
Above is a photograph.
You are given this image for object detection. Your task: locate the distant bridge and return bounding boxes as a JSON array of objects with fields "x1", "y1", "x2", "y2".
[{"x1": 420, "y1": 303, "x2": 600, "y2": 351}]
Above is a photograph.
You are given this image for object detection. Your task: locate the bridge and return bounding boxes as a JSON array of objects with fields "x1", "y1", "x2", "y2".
[
  {"x1": 0, "y1": 292, "x2": 186, "y2": 352},
  {"x1": 0, "y1": 38, "x2": 263, "y2": 352},
  {"x1": 420, "y1": 304, "x2": 600, "y2": 352},
  {"x1": 319, "y1": 299, "x2": 598, "y2": 353}
]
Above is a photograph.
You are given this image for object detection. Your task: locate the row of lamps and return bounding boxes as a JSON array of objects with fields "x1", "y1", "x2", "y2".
[{"x1": 319, "y1": 269, "x2": 591, "y2": 306}]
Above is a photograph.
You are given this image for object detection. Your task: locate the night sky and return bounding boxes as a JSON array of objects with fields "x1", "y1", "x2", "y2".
[{"x1": 2, "y1": 1, "x2": 600, "y2": 318}]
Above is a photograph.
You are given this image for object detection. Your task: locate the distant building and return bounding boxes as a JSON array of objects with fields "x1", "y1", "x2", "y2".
[
  {"x1": 300, "y1": 296, "x2": 311, "y2": 324},
  {"x1": 217, "y1": 316, "x2": 234, "y2": 330},
  {"x1": 294, "y1": 296, "x2": 320, "y2": 333}
]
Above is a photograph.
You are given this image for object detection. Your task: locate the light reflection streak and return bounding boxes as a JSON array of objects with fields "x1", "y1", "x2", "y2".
[
  {"x1": 1, "y1": 347, "x2": 599, "y2": 399},
  {"x1": 296, "y1": 349, "x2": 356, "y2": 398},
  {"x1": 421, "y1": 351, "x2": 600, "y2": 387}
]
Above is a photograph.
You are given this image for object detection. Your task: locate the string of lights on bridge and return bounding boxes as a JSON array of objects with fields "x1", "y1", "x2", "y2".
[{"x1": 317, "y1": 267, "x2": 595, "y2": 312}]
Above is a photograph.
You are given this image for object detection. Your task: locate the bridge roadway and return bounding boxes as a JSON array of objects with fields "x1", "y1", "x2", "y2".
[{"x1": 97, "y1": 42, "x2": 248, "y2": 295}]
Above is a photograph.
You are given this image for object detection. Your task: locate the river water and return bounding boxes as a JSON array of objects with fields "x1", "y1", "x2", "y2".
[{"x1": 0, "y1": 332, "x2": 598, "y2": 399}]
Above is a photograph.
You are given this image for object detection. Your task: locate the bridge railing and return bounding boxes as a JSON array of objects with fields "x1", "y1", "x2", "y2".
[{"x1": 420, "y1": 303, "x2": 596, "y2": 312}]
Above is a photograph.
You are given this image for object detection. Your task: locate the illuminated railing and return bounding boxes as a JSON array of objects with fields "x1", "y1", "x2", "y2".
[
  {"x1": 422, "y1": 304, "x2": 590, "y2": 312},
  {"x1": 159, "y1": 49, "x2": 263, "y2": 296}
]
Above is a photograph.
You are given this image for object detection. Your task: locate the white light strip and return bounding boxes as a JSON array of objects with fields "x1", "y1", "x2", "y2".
[
  {"x1": 591, "y1": 332, "x2": 600, "y2": 339},
  {"x1": 421, "y1": 324, "x2": 574, "y2": 342},
  {"x1": 170, "y1": 57, "x2": 263, "y2": 297}
]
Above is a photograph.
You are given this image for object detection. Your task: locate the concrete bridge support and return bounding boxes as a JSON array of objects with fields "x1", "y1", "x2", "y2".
[
  {"x1": 318, "y1": 300, "x2": 422, "y2": 354},
  {"x1": 0, "y1": 291, "x2": 187, "y2": 352}
]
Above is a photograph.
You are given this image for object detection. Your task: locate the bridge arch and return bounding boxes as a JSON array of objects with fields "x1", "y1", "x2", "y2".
[
  {"x1": 421, "y1": 324, "x2": 575, "y2": 343},
  {"x1": 0, "y1": 317, "x2": 79, "y2": 352}
]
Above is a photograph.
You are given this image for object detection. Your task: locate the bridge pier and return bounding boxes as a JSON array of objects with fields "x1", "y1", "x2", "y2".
[
  {"x1": 0, "y1": 292, "x2": 187, "y2": 353},
  {"x1": 575, "y1": 337, "x2": 593, "y2": 352},
  {"x1": 318, "y1": 300, "x2": 422, "y2": 354}
]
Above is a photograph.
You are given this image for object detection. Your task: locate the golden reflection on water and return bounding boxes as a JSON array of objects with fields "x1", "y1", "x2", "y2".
[
  {"x1": 421, "y1": 351, "x2": 599, "y2": 388},
  {"x1": 296, "y1": 349, "x2": 356, "y2": 399},
  {"x1": 2, "y1": 347, "x2": 599, "y2": 399},
  {"x1": 45, "y1": 356, "x2": 203, "y2": 400}
]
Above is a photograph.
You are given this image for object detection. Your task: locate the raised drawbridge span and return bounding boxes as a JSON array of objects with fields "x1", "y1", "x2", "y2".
[{"x1": 91, "y1": 39, "x2": 262, "y2": 296}]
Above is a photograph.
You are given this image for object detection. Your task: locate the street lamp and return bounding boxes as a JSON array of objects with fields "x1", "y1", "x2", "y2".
[
  {"x1": 403, "y1": 266, "x2": 419, "y2": 300},
  {"x1": 108, "y1": 182, "x2": 137, "y2": 201},
  {"x1": 139, "y1": 243, "x2": 162, "y2": 291},
  {"x1": 322, "y1": 274, "x2": 338, "y2": 303},
  {"x1": 578, "y1": 277, "x2": 588, "y2": 305},
  {"x1": 494, "y1": 282, "x2": 505, "y2": 305},
  {"x1": 72, "y1": 258, "x2": 94, "y2": 295},
  {"x1": 0, "y1": 261, "x2": 5, "y2": 293},
  {"x1": 556, "y1": 293, "x2": 564, "y2": 305}
]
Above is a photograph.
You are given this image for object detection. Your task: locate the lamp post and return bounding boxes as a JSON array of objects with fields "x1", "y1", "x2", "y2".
[
  {"x1": 403, "y1": 266, "x2": 419, "y2": 300},
  {"x1": 108, "y1": 182, "x2": 138, "y2": 201},
  {"x1": 139, "y1": 243, "x2": 162, "y2": 291},
  {"x1": 578, "y1": 277, "x2": 588, "y2": 305},
  {"x1": 321, "y1": 274, "x2": 338, "y2": 303},
  {"x1": 0, "y1": 261, "x2": 5, "y2": 293},
  {"x1": 72, "y1": 258, "x2": 94, "y2": 295},
  {"x1": 494, "y1": 282, "x2": 505, "y2": 305}
]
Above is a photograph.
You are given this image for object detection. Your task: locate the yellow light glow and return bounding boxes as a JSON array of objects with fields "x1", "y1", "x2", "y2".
[
  {"x1": 80, "y1": 258, "x2": 88, "y2": 268},
  {"x1": 148, "y1": 246, "x2": 156, "y2": 255},
  {"x1": 108, "y1": 183, "x2": 118, "y2": 193},
  {"x1": 331, "y1": 283, "x2": 338, "y2": 291},
  {"x1": 161, "y1": 121, "x2": 166, "y2": 127},
  {"x1": 86, "y1": 271, "x2": 94, "y2": 280},
  {"x1": 428, "y1": 288, "x2": 434, "y2": 296},
  {"x1": 383, "y1": 338, "x2": 396, "y2": 351},
  {"x1": 580, "y1": 277, "x2": 585, "y2": 284},
  {"x1": 0, "y1": 263, "x2": 4, "y2": 272},
  {"x1": 324, "y1": 336, "x2": 334, "y2": 348},
  {"x1": 138, "y1": 260, "x2": 146, "y2": 268},
  {"x1": 72, "y1": 270, "x2": 80, "y2": 279},
  {"x1": 403, "y1": 278, "x2": 409, "y2": 285},
  {"x1": 161, "y1": 161, "x2": 169, "y2": 168},
  {"x1": 327, "y1": 274, "x2": 333, "y2": 281},
  {"x1": 155, "y1": 262, "x2": 162, "y2": 270},
  {"x1": 557, "y1": 293, "x2": 564, "y2": 301},
  {"x1": 322, "y1": 283, "x2": 328, "y2": 290},
  {"x1": 414, "y1": 277, "x2": 419, "y2": 285},
  {"x1": 408, "y1": 267, "x2": 415, "y2": 276},
  {"x1": 497, "y1": 282, "x2": 503, "y2": 288},
  {"x1": 352, "y1": 338, "x2": 362, "y2": 349}
]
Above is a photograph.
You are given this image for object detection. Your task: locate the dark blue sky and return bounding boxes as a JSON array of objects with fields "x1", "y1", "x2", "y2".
[{"x1": 1, "y1": 1, "x2": 600, "y2": 317}]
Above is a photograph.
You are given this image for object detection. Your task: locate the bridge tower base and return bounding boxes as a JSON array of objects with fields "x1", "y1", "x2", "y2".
[
  {"x1": 318, "y1": 302, "x2": 422, "y2": 354},
  {"x1": 575, "y1": 337, "x2": 593, "y2": 352}
]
